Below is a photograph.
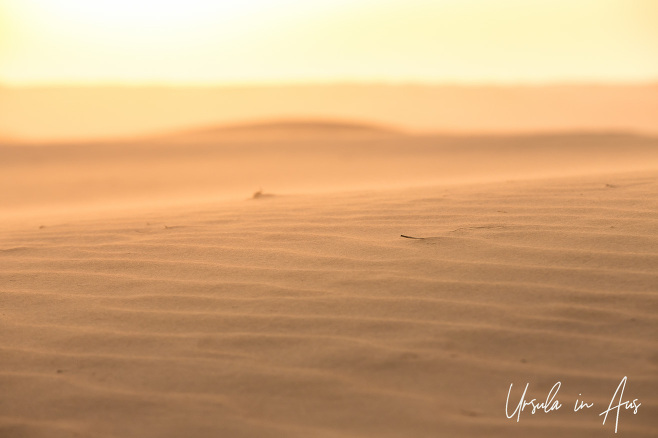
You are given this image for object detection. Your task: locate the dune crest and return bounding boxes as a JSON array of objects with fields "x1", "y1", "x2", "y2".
[
  {"x1": 2, "y1": 130, "x2": 658, "y2": 224},
  {"x1": 2, "y1": 84, "x2": 658, "y2": 142},
  {"x1": 164, "y1": 119, "x2": 401, "y2": 142}
]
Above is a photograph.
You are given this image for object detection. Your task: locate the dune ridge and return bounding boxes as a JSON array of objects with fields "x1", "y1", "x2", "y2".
[
  {"x1": 2, "y1": 83, "x2": 658, "y2": 142},
  {"x1": 172, "y1": 119, "x2": 399, "y2": 135},
  {"x1": 161, "y1": 119, "x2": 402, "y2": 143},
  {"x1": 2, "y1": 129, "x2": 658, "y2": 225}
]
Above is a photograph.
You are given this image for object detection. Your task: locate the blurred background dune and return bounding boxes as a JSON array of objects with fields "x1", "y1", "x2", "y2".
[
  {"x1": 1, "y1": 83, "x2": 658, "y2": 142},
  {"x1": 2, "y1": 0, "x2": 658, "y2": 143}
]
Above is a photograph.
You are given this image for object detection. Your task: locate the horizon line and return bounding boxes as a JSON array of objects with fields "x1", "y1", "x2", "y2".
[{"x1": 2, "y1": 78, "x2": 658, "y2": 89}]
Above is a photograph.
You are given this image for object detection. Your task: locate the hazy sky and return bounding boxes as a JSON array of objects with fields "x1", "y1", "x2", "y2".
[{"x1": 1, "y1": 0, "x2": 657, "y2": 85}]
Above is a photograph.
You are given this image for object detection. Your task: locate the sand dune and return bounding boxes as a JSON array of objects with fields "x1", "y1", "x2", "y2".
[
  {"x1": 2, "y1": 124, "x2": 658, "y2": 223},
  {"x1": 2, "y1": 83, "x2": 658, "y2": 142},
  {"x1": 1, "y1": 128, "x2": 657, "y2": 437}
]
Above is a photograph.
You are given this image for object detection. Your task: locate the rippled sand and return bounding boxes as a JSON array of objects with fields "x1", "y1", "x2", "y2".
[{"x1": 1, "y1": 127, "x2": 657, "y2": 437}]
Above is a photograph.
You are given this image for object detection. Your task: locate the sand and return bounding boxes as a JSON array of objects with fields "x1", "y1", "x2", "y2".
[
  {"x1": 1, "y1": 126, "x2": 657, "y2": 437},
  {"x1": 3, "y1": 84, "x2": 658, "y2": 142}
]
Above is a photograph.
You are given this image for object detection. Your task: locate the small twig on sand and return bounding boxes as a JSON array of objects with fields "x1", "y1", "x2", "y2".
[{"x1": 401, "y1": 235, "x2": 425, "y2": 239}]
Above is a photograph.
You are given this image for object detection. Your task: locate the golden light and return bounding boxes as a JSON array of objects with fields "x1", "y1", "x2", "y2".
[{"x1": 0, "y1": 0, "x2": 657, "y2": 84}]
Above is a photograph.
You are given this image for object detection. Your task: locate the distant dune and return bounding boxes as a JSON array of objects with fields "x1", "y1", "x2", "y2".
[
  {"x1": 187, "y1": 119, "x2": 396, "y2": 134},
  {"x1": 1, "y1": 83, "x2": 657, "y2": 142},
  {"x1": 164, "y1": 119, "x2": 401, "y2": 142}
]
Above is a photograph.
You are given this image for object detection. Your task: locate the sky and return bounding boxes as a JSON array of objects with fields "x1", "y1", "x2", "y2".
[{"x1": 0, "y1": 0, "x2": 657, "y2": 85}]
